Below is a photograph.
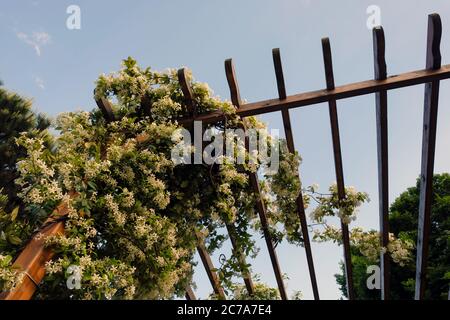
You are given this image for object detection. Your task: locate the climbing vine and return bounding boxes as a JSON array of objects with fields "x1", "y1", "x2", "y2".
[{"x1": 0, "y1": 58, "x2": 413, "y2": 299}]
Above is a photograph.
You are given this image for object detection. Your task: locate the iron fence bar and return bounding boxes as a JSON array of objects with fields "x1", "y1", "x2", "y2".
[
  {"x1": 185, "y1": 286, "x2": 197, "y2": 300},
  {"x1": 373, "y1": 26, "x2": 391, "y2": 300},
  {"x1": 95, "y1": 95, "x2": 116, "y2": 122},
  {"x1": 225, "y1": 58, "x2": 288, "y2": 300},
  {"x1": 321, "y1": 37, "x2": 354, "y2": 300},
  {"x1": 178, "y1": 67, "x2": 255, "y2": 296},
  {"x1": 415, "y1": 13, "x2": 442, "y2": 300},
  {"x1": 196, "y1": 234, "x2": 226, "y2": 299},
  {"x1": 178, "y1": 68, "x2": 196, "y2": 118},
  {"x1": 140, "y1": 93, "x2": 152, "y2": 117},
  {"x1": 272, "y1": 48, "x2": 320, "y2": 300},
  {"x1": 225, "y1": 223, "x2": 255, "y2": 295}
]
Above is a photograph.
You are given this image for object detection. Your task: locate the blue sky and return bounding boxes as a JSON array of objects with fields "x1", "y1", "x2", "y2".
[{"x1": 1, "y1": 0, "x2": 450, "y2": 299}]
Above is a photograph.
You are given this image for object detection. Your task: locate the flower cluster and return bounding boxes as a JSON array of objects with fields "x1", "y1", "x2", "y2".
[
  {"x1": 309, "y1": 184, "x2": 369, "y2": 225},
  {"x1": 313, "y1": 225, "x2": 414, "y2": 265},
  {"x1": 263, "y1": 140, "x2": 310, "y2": 245},
  {"x1": 211, "y1": 274, "x2": 302, "y2": 300},
  {"x1": 308, "y1": 183, "x2": 414, "y2": 266},
  {"x1": 0, "y1": 254, "x2": 24, "y2": 292}
]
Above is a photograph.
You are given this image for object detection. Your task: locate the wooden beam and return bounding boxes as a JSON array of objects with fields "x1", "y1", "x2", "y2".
[
  {"x1": 322, "y1": 37, "x2": 354, "y2": 300},
  {"x1": 373, "y1": 26, "x2": 390, "y2": 300},
  {"x1": 177, "y1": 64, "x2": 450, "y2": 126},
  {"x1": 415, "y1": 13, "x2": 442, "y2": 300},
  {"x1": 0, "y1": 198, "x2": 72, "y2": 300},
  {"x1": 225, "y1": 58, "x2": 288, "y2": 300},
  {"x1": 272, "y1": 48, "x2": 320, "y2": 300}
]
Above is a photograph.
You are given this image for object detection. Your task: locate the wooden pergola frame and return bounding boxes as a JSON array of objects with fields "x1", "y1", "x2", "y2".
[{"x1": 1, "y1": 13, "x2": 447, "y2": 301}]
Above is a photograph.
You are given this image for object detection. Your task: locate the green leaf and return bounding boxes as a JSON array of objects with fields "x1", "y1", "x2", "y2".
[
  {"x1": 7, "y1": 234, "x2": 22, "y2": 245},
  {"x1": 181, "y1": 180, "x2": 189, "y2": 188},
  {"x1": 1, "y1": 255, "x2": 12, "y2": 266},
  {"x1": 87, "y1": 181, "x2": 97, "y2": 190},
  {"x1": 10, "y1": 206, "x2": 19, "y2": 221}
]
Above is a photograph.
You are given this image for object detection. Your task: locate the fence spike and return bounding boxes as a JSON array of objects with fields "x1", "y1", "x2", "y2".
[
  {"x1": 140, "y1": 93, "x2": 152, "y2": 118},
  {"x1": 196, "y1": 232, "x2": 226, "y2": 299},
  {"x1": 177, "y1": 68, "x2": 196, "y2": 117},
  {"x1": 95, "y1": 96, "x2": 116, "y2": 122},
  {"x1": 373, "y1": 25, "x2": 390, "y2": 300},
  {"x1": 415, "y1": 12, "x2": 442, "y2": 300},
  {"x1": 185, "y1": 285, "x2": 197, "y2": 300},
  {"x1": 226, "y1": 223, "x2": 255, "y2": 295},
  {"x1": 321, "y1": 37, "x2": 355, "y2": 300},
  {"x1": 225, "y1": 59, "x2": 242, "y2": 107},
  {"x1": 272, "y1": 48, "x2": 320, "y2": 300},
  {"x1": 225, "y1": 57, "x2": 288, "y2": 300}
]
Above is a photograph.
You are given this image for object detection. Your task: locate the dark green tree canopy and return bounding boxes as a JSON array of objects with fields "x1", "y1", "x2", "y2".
[
  {"x1": 0, "y1": 84, "x2": 51, "y2": 209},
  {"x1": 336, "y1": 173, "x2": 450, "y2": 300}
]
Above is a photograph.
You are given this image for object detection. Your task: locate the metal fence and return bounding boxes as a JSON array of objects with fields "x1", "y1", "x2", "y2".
[{"x1": 173, "y1": 13, "x2": 449, "y2": 300}]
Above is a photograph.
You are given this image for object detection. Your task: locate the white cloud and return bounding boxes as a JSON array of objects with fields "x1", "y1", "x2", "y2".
[
  {"x1": 34, "y1": 76, "x2": 45, "y2": 89},
  {"x1": 17, "y1": 31, "x2": 51, "y2": 56}
]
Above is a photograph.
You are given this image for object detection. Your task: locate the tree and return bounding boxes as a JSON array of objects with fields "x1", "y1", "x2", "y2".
[
  {"x1": 0, "y1": 84, "x2": 52, "y2": 291},
  {"x1": 0, "y1": 83, "x2": 51, "y2": 210},
  {"x1": 335, "y1": 173, "x2": 450, "y2": 300}
]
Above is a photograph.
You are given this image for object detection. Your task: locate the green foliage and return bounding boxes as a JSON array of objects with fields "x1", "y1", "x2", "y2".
[
  {"x1": 228, "y1": 281, "x2": 281, "y2": 300},
  {"x1": 336, "y1": 173, "x2": 450, "y2": 300},
  {"x1": 0, "y1": 85, "x2": 51, "y2": 209},
  {"x1": 310, "y1": 184, "x2": 369, "y2": 225},
  {"x1": 0, "y1": 191, "x2": 27, "y2": 291},
  {"x1": 0, "y1": 85, "x2": 52, "y2": 289},
  {"x1": 335, "y1": 254, "x2": 380, "y2": 300},
  {"x1": 211, "y1": 274, "x2": 302, "y2": 300},
  {"x1": 264, "y1": 140, "x2": 307, "y2": 245}
]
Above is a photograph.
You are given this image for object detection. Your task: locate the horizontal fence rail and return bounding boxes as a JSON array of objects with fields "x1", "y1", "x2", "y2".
[{"x1": 178, "y1": 64, "x2": 450, "y2": 126}]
